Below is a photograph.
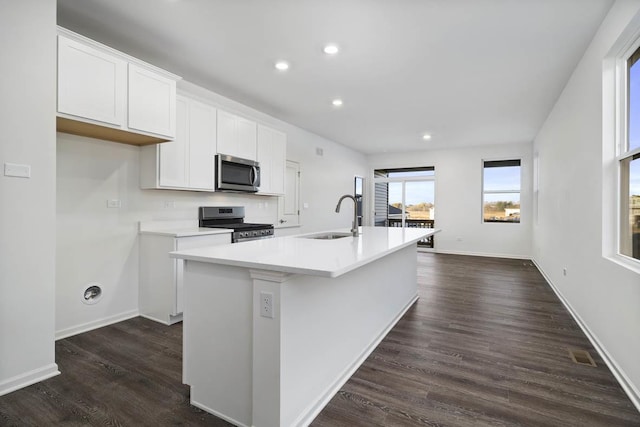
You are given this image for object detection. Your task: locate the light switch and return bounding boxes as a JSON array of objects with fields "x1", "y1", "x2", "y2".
[{"x1": 4, "y1": 163, "x2": 31, "y2": 178}]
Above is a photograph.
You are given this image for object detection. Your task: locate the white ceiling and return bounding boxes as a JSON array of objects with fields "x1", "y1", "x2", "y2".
[{"x1": 57, "y1": 0, "x2": 613, "y2": 154}]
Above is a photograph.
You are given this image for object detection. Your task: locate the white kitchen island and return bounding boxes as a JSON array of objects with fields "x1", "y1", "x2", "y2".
[{"x1": 170, "y1": 226, "x2": 439, "y2": 427}]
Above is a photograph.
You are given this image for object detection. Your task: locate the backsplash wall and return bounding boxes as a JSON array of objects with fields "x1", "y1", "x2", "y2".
[{"x1": 57, "y1": 133, "x2": 281, "y2": 337}]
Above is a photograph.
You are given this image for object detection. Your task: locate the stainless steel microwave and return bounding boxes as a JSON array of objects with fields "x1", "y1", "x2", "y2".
[{"x1": 215, "y1": 154, "x2": 260, "y2": 192}]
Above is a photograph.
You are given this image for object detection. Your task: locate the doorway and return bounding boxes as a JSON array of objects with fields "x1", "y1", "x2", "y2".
[{"x1": 374, "y1": 167, "x2": 435, "y2": 248}]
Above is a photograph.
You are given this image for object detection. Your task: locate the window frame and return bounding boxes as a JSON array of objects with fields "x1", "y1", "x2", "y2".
[
  {"x1": 373, "y1": 167, "x2": 436, "y2": 229},
  {"x1": 481, "y1": 158, "x2": 522, "y2": 224},
  {"x1": 616, "y1": 40, "x2": 640, "y2": 264}
]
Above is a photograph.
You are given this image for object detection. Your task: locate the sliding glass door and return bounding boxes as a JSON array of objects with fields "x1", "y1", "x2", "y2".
[{"x1": 374, "y1": 167, "x2": 435, "y2": 248}]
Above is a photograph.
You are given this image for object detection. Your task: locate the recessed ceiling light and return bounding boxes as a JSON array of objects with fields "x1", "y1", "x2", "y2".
[
  {"x1": 422, "y1": 133, "x2": 432, "y2": 141},
  {"x1": 275, "y1": 61, "x2": 290, "y2": 71},
  {"x1": 332, "y1": 99, "x2": 343, "y2": 107},
  {"x1": 323, "y1": 44, "x2": 339, "y2": 55}
]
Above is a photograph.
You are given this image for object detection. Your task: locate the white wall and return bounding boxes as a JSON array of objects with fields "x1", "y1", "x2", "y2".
[
  {"x1": 533, "y1": 0, "x2": 640, "y2": 407},
  {"x1": 56, "y1": 79, "x2": 368, "y2": 337},
  {"x1": 0, "y1": 1, "x2": 58, "y2": 395},
  {"x1": 368, "y1": 143, "x2": 533, "y2": 258}
]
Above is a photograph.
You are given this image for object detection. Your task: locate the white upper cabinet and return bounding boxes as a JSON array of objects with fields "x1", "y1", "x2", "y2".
[
  {"x1": 141, "y1": 94, "x2": 216, "y2": 191},
  {"x1": 186, "y1": 99, "x2": 217, "y2": 190},
  {"x1": 56, "y1": 27, "x2": 180, "y2": 145},
  {"x1": 128, "y1": 64, "x2": 176, "y2": 138},
  {"x1": 158, "y1": 96, "x2": 189, "y2": 188},
  {"x1": 216, "y1": 110, "x2": 257, "y2": 160},
  {"x1": 57, "y1": 35, "x2": 126, "y2": 127},
  {"x1": 257, "y1": 124, "x2": 286, "y2": 195}
]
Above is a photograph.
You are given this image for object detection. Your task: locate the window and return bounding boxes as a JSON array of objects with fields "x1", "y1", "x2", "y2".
[
  {"x1": 354, "y1": 176, "x2": 363, "y2": 226},
  {"x1": 373, "y1": 167, "x2": 435, "y2": 248},
  {"x1": 620, "y1": 46, "x2": 640, "y2": 261},
  {"x1": 482, "y1": 160, "x2": 521, "y2": 223}
]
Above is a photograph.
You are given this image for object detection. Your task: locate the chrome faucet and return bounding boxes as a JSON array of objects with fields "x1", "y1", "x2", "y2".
[{"x1": 335, "y1": 194, "x2": 359, "y2": 237}]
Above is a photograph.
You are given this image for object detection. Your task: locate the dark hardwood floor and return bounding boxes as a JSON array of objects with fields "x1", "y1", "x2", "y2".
[
  {"x1": 314, "y1": 254, "x2": 640, "y2": 427},
  {"x1": 1, "y1": 253, "x2": 638, "y2": 426}
]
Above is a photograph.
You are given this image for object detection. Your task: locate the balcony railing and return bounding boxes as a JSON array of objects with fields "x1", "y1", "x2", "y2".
[{"x1": 387, "y1": 218, "x2": 435, "y2": 248}]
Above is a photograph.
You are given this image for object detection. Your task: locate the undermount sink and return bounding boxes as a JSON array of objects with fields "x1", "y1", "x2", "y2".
[{"x1": 301, "y1": 232, "x2": 353, "y2": 240}]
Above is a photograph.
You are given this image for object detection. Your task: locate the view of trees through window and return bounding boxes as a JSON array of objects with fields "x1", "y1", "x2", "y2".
[{"x1": 483, "y1": 160, "x2": 521, "y2": 223}]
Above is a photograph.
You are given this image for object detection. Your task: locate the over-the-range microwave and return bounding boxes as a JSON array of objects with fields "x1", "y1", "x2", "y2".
[{"x1": 215, "y1": 154, "x2": 260, "y2": 193}]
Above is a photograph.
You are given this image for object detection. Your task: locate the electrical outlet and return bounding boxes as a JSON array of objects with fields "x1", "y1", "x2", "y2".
[
  {"x1": 164, "y1": 201, "x2": 175, "y2": 208},
  {"x1": 107, "y1": 199, "x2": 121, "y2": 208},
  {"x1": 260, "y1": 291, "x2": 274, "y2": 319},
  {"x1": 563, "y1": 268, "x2": 567, "y2": 276}
]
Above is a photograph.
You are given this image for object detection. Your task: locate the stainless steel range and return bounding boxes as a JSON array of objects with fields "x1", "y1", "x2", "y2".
[{"x1": 199, "y1": 206, "x2": 274, "y2": 243}]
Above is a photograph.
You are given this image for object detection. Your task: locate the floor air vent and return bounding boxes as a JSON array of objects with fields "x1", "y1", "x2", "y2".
[{"x1": 568, "y1": 349, "x2": 597, "y2": 367}]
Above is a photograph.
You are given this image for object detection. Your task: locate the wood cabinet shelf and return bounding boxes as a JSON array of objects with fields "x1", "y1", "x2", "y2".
[{"x1": 56, "y1": 117, "x2": 170, "y2": 146}]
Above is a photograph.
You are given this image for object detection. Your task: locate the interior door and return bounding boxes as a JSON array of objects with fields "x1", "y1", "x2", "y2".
[{"x1": 278, "y1": 160, "x2": 300, "y2": 227}]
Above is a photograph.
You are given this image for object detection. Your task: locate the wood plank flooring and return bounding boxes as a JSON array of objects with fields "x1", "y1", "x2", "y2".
[
  {"x1": 313, "y1": 254, "x2": 640, "y2": 426},
  {"x1": 1, "y1": 253, "x2": 638, "y2": 426}
]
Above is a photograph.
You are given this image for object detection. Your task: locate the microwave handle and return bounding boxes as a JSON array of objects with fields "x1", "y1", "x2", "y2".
[{"x1": 251, "y1": 166, "x2": 258, "y2": 186}]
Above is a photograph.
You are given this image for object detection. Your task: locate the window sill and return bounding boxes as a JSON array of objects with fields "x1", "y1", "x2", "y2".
[{"x1": 605, "y1": 254, "x2": 640, "y2": 275}]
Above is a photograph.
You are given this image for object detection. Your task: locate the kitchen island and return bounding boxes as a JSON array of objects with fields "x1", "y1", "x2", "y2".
[{"x1": 170, "y1": 226, "x2": 439, "y2": 427}]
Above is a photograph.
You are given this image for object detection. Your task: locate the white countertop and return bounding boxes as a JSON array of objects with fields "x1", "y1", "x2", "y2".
[
  {"x1": 170, "y1": 226, "x2": 439, "y2": 278},
  {"x1": 139, "y1": 220, "x2": 233, "y2": 237}
]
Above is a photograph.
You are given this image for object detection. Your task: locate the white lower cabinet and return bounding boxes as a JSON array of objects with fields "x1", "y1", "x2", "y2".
[
  {"x1": 139, "y1": 232, "x2": 231, "y2": 324},
  {"x1": 140, "y1": 94, "x2": 217, "y2": 190}
]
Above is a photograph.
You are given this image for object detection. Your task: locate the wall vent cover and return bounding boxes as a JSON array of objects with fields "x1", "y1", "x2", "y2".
[
  {"x1": 82, "y1": 283, "x2": 103, "y2": 305},
  {"x1": 568, "y1": 349, "x2": 596, "y2": 367}
]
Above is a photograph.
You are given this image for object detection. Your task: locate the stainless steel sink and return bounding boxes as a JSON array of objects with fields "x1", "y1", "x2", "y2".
[{"x1": 301, "y1": 232, "x2": 352, "y2": 240}]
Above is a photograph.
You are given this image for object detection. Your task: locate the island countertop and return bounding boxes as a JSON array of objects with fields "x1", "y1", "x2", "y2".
[{"x1": 170, "y1": 226, "x2": 439, "y2": 278}]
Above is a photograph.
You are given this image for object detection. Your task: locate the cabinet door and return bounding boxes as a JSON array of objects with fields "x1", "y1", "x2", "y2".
[
  {"x1": 188, "y1": 99, "x2": 217, "y2": 190},
  {"x1": 216, "y1": 110, "x2": 257, "y2": 160},
  {"x1": 270, "y1": 129, "x2": 286, "y2": 195},
  {"x1": 159, "y1": 96, "x2": 189, "y2": 188},
  {"x1": 256, "y1": 125, "x2": 273, "y2": 193},
  {"x1": 257, "y1": 125, "x2": 286, "y2": 195},
  {"x1": 57, "y1": 35, "x2": 126, "y2": 127},
  {"x1": 128, "y1": 63, "x2": 176, "y2": 137},
  {"x1": 237, "y1": 117, "x2": 257, "y2": 161},
  {"x1": 216, "y1": 110, "x2": 237, "y2": 156}
]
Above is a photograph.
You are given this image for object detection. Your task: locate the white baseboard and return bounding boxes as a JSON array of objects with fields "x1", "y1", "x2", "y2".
[
  {"x1": 139, "y1": 312, "x2": 183, "y2": 326},
  {"x1": 531, "y1": 258, "x2": 640, "y2": 412},
  {"x1": 190, "y1": 399, "x2": 250, "y2": 427},
  {"x1": 55, "y1": 309, "x2": 139, "y2": 340},
  {"x1": 435, "y1": 249, "x2": 531, "y2": 260},
  {"x1": 293, "y1": 294, "x2": 419, "y2": 427},
  {"x1": 0, "y1": 363, "x2": 60, "y2": 397}
]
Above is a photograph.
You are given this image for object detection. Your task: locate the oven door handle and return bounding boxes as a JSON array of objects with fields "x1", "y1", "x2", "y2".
[{"x1": 250, "y1": 166, "x2": 258, "y2": 186}]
